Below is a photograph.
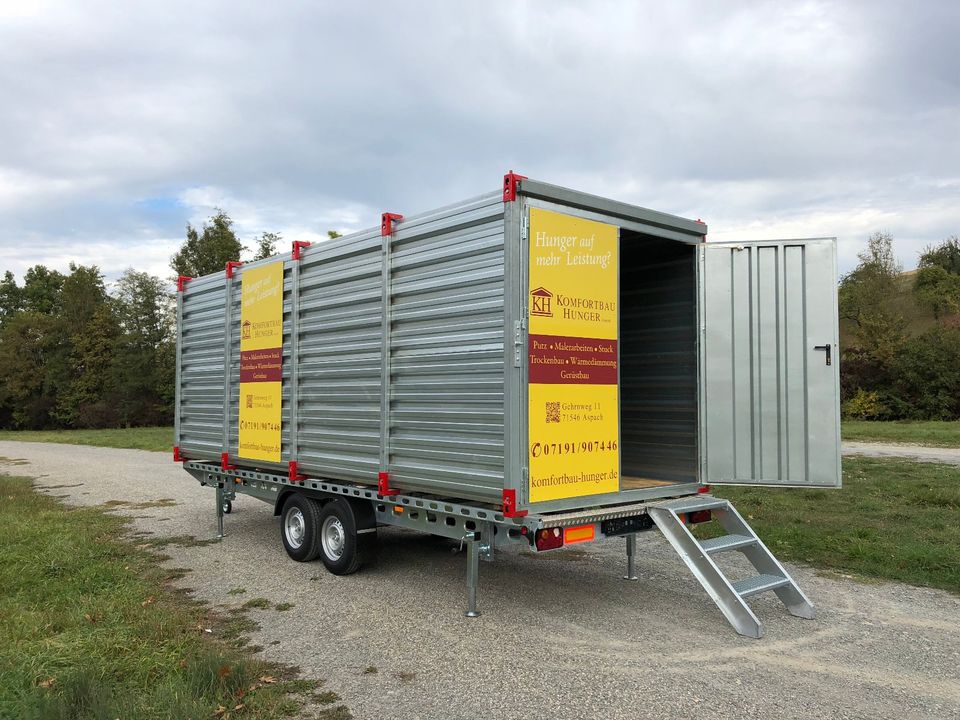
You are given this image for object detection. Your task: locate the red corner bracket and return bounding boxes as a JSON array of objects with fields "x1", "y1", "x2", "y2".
[
  {"x1": 292, "y1": 240, "x2": 312, "y2": 261},
  {"x1": 696, "y1": 218, "x2": 707, "y2": 243},
  {"x1": 177, "y1": 276, "x2": 192, "y2": 293},
  {"x1": 173, "y1": 446, "x2": 186, "y2": 462},
  {"x1": 221, "y1": 452, "x2": 237, "y2": 471},
  {"x1": 503, "y1": 171, "x2": 527, "y2": 203},
  {"x1": 502, "y1": 489, "x2": 528, "y2": 518},
  {"x1": 381, "y1": 212, "x2": 404, "y2": 237},
  {"x1": 377, "y1": 471, "x2": 400, "y2": 497},
  {"x1": 288, "y1": 460, "x2": 306, "y2": 483},
  {"x1": 225, "y1": 261, "x2": 243, "y2": 279}
]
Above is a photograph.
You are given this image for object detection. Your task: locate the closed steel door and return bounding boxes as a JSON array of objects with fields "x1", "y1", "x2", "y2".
[{"x1": 698, "y1": 239, "x2": 841, "y2": 488}]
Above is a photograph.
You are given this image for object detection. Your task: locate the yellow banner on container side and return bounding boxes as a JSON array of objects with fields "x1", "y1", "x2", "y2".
[
  {"x1": 527, "y1": 208, "x2": 620, "y2": 503},
  {"x1": 238, "y1": 262, "x2": 283, "y2": 463}
]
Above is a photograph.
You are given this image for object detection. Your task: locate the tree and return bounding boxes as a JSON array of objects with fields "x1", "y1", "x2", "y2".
[
  {"x1": 55, "y1": 305, "x2": 122, "y2": 428},
  {"x1": 111, "y1": 270, "x2": 175, "y2": 426},
  {"x1": 328, "y1": 230, "x2": 342, "y2": 239},
  {"x1": 22, "y1": 265, "x2": 65, "y2": 315},
  {"x1": 913, "y1": 265, "x2": 960, "y2": 319},
  {"x1": 0, "y1": 312, "x2": 60, "y2": 428},
  {"x1": 891, "y1": 327, "x2": 960, "y2": 419},
  {"x1": 838, "y1": 231, "x2": 905, "y2": 363},
  {"x1": 914, "y1": 236, "x2": 960, "y2": 319},
  {"x1": 170, "y1": 210, "x2": 244, "y2": 277},
  {"x1": 60, "y1": 263, "x2": 108, "y2": 329},
  {"x1": 918, "y1": 235, "x2": 960, "y2": 275},
  {"x1": 839, "y1": 232, "x2": 901, "y2": 327},
  {"x1": 114, "y1": 270, "x2": 171, "y2": 350},
  {"x1": 253, "y1": 232, "x2": 281, "y2": 261},
  {"x1": 0, "y1": 271, "x2": 22, "y2": 327}
]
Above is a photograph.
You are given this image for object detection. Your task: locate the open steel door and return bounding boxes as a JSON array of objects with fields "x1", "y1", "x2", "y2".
[{"x1": 698, "y1": 239, "x2": 841, "y2": 488}]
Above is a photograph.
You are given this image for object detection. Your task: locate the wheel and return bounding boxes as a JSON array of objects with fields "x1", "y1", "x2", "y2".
[
  {"x1": 317, "y1": 498, "x2": 376, "y2": 575},
  {"x1": 222, "y1": 499, "x2": 232, "y2": 515},
  {"x1": 280, "y1": 494, "x2": 322, "y2": 562}
]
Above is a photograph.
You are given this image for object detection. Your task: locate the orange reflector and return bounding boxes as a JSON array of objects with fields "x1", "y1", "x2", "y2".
[
  {"x1": 393, "y1": 505, "x2": 404, "y2": 513},
  {"x1": 563, "y1": 524, "x2": 596, "y2": 544}
]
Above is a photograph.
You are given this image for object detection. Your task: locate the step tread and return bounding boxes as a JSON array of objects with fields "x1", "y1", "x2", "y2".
[
  {"x1": 656, "y1": 496, "x2": 729, "y2": 514},
  {"x1": 732, "y1": 574, "x2": 790, "y2": 597},
  {"x1": 699, "y1": 533, "x2": 756, "y2": 554}
]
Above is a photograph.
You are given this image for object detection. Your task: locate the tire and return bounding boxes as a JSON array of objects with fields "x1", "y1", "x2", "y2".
[
  {"x1": 280, "y1": 494, "x2": 322, "y2": 562},
  {"x1": 222, "y1": 499, "x2": 232, "y2": 515},
  {"x1": 317, "y1": 498, "x2": 376, "y2": 575}
]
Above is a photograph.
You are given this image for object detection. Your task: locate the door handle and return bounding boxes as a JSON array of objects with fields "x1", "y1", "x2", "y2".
[{"x1": 814, "y1": 344, "x2": 832, "y2": 366}]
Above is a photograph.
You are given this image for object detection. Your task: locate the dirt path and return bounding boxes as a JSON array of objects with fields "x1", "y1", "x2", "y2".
[
  {"x1": 3, "y1": 441, "x2": 959, "y2": 720},
  {"x1": 843, "y1": 441, "x2": 960, "y2": 465}
]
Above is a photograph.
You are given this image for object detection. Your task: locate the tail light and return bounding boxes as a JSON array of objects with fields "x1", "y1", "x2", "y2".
[
  {"x1": 535, "y1": 527, "x2": 563, "y2": 551},
  {"x1": 686, "y1": 510, "x2": 712, "y2": 524}
]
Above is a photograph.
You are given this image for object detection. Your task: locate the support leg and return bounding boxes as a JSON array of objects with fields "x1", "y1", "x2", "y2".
[
  {"x1": 624, "y1": 533, "x2": 638, "y2": 581},
  {"x1": 464, "y1": 535, "x2": 481, "y2": 618},
  {"x1": 215, "y1": 483, "x2": 225, "y2": 540}
]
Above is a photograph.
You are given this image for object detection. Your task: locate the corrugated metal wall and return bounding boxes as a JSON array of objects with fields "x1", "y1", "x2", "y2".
[
  {"x1": 388, "y1": 194, "x2": 506, "y2": 501},
  {"x1": 177, "y1": 192, "x2": 506, "y2": 502},
  {"x1": 178, "y1": 277, "x2": 227, "y2": 459},
  {"x1": 619, "y1": 234, "x2": 698, "y2": 484},
  {"x1": 296, "y1": 231, "x2": 384, "y2": 480}
]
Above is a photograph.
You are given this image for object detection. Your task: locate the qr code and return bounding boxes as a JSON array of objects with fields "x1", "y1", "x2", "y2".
[{"x1": 546, "y1": 402, "x2": 561, "y2": 423}]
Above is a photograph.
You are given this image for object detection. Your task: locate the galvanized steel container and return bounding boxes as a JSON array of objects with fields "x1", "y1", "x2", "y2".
[{"x1": 175, "y1": 177, "x2": 841, "y2": 516}]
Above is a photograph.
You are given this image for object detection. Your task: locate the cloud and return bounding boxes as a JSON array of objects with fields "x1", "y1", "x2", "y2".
[{"x1": 0, "y1": 0, "x2": 957, "y2": 283}]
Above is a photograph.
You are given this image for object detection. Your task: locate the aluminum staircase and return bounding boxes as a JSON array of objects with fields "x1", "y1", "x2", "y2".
[{"x1": 647, "y1": 495, "x2": 815, "y2": 639}]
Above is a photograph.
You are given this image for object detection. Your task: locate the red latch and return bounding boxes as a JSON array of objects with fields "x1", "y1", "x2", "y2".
[
  {"x1": 177, "y1": 276, "x2": 192, "y2": 293},
  {"x1": 288, "y1": 460, "x2": 306, "y2": 483},
  {"x1": 502, "y1": 488, "x2": 528, "y2": 518},
  {"x1": 173, "y1": 446, "x2": 186, "y2": 462},
  {"x1": 225, "y1": 261, "x2": 243, "y2": 279},
  {"x1": 221, "y1": 452, "x2": 237, "y2": 471},
  {"x1": 381, "y1": 212, "x2": 404, "y2": 237},
  {"x1": 502, "y1": 171, "x2": 527, "y2": 203},
  {"x1": 377, "y1": 471, "x2": 400, "y2": 497},
  {"x1": 292, "y1": 240, "x2": 312, "y2": 261},
  {"x1": 697, "y1": 485, "x2": 711, "y2": 494}
]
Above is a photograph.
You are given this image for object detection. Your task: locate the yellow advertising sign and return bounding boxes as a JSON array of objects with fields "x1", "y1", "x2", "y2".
[
  {"x1": 238, "y1": 262, "x2": 284, "y2": 462},
  {"x1": 528, "y1": 208, "x2": 619, "y2": 503}
]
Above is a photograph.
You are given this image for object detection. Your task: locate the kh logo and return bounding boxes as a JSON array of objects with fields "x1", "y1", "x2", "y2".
[
  {"x1": 242, "y1": 320, "x2": 252, "y2": 341},
  {"x1": 531, "y1": 286, "x2": 553, "y2": 317}
]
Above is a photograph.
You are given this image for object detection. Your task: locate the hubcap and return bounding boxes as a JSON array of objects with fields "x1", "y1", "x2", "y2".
[
  {"x1": 322, "y1": 516, "x2": 346, "y2": 561},
  {"x1": 284, "y1": 508, "x2": 306, "y2": 549}
]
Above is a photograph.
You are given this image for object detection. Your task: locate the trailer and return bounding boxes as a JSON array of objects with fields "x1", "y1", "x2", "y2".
[{"x1": 174, "y1": 173, "x2": 841, "y2": 638}]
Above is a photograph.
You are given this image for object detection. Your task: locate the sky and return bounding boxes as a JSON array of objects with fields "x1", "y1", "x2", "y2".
[{"x1": 0, "y1": 0, "x2": 957, "y2": 285}]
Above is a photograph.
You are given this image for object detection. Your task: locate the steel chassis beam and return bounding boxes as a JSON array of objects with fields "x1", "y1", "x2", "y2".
[{"x1": 182, "y1": 461, "x2": 694, "y2": 617}]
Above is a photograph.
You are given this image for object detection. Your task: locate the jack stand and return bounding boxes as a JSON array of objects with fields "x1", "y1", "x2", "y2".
[
  {"x1": 464, "y1": 534, "x2": 482, "y2": 618},
  {"x1": 215, "y1": 484, "x2": 226, "y2": 540},
  {"x1": 624, "y1": 533, "x2": 638, "y2": 581}
]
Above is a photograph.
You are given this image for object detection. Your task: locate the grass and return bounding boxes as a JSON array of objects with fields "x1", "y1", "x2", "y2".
[
  {"x1": 706, "y1": 457, "x2": 960, "y2": 594},
  {"x1": 0, "y1": 426, "x2": 172, "y2": 452},
  {"x1": 242, "y1": 598, "x2": 271, "y2": 610},
  {"x1": 4, "y1": 421, "x2": 956, "y2": 455},
  {"x1": 0, "y1": 474, "x2": 327, "y2": 720},
  {"x1": 841, "y1": 420, "x2": 960, "y2": 447}
]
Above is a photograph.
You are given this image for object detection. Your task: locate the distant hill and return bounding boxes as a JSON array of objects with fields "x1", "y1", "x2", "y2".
[{"x1": 839, "y1": 269, "x2": 951, "y2": 346}]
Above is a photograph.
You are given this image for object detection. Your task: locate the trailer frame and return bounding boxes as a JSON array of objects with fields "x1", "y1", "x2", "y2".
[{"x1": 183, "y1": 459, "x2": 693, "y2": 617}]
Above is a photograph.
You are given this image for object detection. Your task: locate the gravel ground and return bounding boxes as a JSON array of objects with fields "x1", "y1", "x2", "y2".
[
  {"x1": 3, "y1": 441, "x2": 959, "y2": 720},
  {"x1": 842, "y1": 441, "x2": 960, "y2": 465}
]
